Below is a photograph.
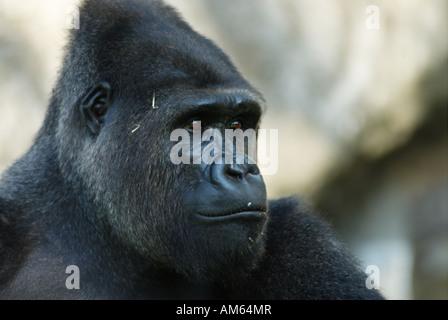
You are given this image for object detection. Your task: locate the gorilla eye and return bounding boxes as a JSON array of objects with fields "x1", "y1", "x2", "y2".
[
  {"x1": 184, "y1": 120, "x2": 201, "y2": 132},
  {"x1": 228, "y1": 120, "x2": 243, "y2": 130}
]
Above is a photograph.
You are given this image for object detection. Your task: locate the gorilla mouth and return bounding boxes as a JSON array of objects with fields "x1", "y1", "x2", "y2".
[{"x1": 197, "y1": 205, "x2": 267, "y2": 220}]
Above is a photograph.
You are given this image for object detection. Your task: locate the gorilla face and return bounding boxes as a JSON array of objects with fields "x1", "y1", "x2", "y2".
[
  {"x1": 57, "y1": 0, "x2": 269, "y2": 282},
  {"x1": 165, "y1": 92, "x2": 268, "y2": 281}
]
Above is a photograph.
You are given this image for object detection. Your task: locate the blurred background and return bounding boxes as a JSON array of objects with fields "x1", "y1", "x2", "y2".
[{"x1": 0, "y1": 0, "x2": 446, "y2": 299}]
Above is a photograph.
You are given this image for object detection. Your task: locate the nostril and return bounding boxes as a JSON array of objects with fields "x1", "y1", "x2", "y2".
[
  {"x1": 224, "y1": 165, "x2": 244, "y2": 180},
  {"x1": 209, "y1": 163, "x2": 263, "y2": 185},
  {"x1": 247, "y1": 164, "x2": 260, "y2": 176},
  {"x1": 224, "y1": 164, "x2": 261, "y2": 180}
]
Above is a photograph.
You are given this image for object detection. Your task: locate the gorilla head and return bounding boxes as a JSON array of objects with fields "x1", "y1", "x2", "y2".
[{"x1": 51, "y1": 0, "x2": 267, "y2": 282}]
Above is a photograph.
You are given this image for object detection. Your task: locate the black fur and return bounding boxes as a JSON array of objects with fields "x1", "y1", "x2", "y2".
[{"x1": 0, "y1": 0, "x2": 383, "y2": 300}]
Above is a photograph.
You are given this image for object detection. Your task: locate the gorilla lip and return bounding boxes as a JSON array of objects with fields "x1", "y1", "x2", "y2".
[{"x1": 196, "y1": 206, "x2": 267, "y2": 220}]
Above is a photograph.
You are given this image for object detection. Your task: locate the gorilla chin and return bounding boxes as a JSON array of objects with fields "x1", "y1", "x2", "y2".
[
  {"x1": 194, "y1": 210, "x2": 268, "y2": 251},
  {"x1": 171, "y1": 206, "x2": 269, "y2": 283},
  {"x1": 194, "y1": 210, "x2": 268, "y2": 253}
]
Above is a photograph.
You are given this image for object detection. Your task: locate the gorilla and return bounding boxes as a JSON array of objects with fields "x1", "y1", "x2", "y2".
[{"x1": 0, "y1": 0, "x2": 383, "y2": 300}]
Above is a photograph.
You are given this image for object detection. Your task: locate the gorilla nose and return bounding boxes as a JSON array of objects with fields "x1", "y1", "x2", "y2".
[
  {"x1": 223, "y1": 163, "x2": 260, "y2": 180},
  {"x1": 209, "y1": 162, "x2": 264, "y2": 189}
]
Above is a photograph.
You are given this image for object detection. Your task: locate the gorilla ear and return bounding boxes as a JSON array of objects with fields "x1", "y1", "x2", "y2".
[{"x1": 80, "y1": 82, "x2": 112, "y2": 135}]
